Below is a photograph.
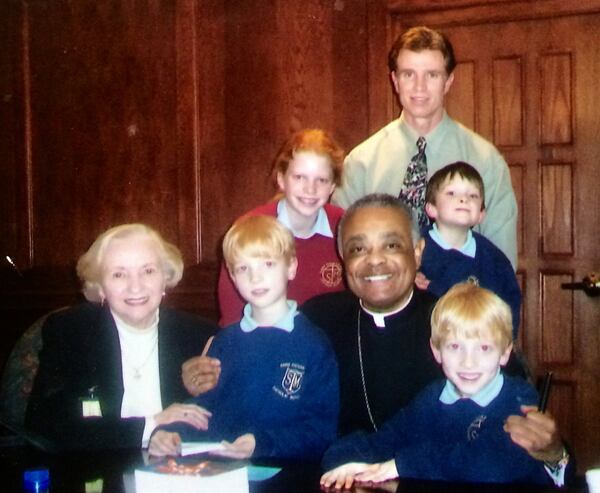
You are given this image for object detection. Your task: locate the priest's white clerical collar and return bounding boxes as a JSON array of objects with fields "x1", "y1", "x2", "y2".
[
  {"x1": 439, "y1": 369, "x2": 504, "y2": 407},
  {"x1": 360, "y1": 290, "x2": 414, "y2": 328},
  {"x1": 277, "y1": 199, "x2": 333, "y2": 239},
  {"x1": 111, "y1": 309, "x2": 159, "y2": 335},
  {"x1": 429, "y1": 223, "x2": 476, "y2": 258},
  {"x1": 240, "y1": 300, "x2": 298, "y2": 333}
]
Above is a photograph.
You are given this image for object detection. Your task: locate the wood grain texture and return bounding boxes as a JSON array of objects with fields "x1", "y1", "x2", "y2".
[
  {"x1": 539, "y1": 52, "x2": 573, "y2": 145},
  {"x1": 540, "y1": 272, "x2": 574, "y2": 364},
  {"x1": 387, "y1": 0, "x2": 600, "y2": 26},
  {"x1": 540, "y1": 162, "x2": 573, "y2": 255},
  {"x1": 509, "y1": 163, "x2": 524, "y2": 255},
  {"x1": 0, "y1": 0, "x2": 374, "y2": 370},
  {"x1": 493, "y1": 57, "x2": 523, "y2": 147},
  {"x1": 446, "y1": 61, "x2": 475, "y2": 131}
]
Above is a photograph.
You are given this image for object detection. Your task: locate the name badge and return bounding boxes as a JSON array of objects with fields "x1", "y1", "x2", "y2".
[
  {"x1": 80, "y1": 386, "x2": 102, "y2": 418},
  {"x1": 81, "y1": 399, "x2": 102, "y2": 418}
]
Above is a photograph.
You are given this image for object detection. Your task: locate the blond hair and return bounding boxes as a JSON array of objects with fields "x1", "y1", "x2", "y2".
[
  {"x1": 222, "y1": 215, "x2": 296, "y2": 271},
  {"x1": 76, "y1": 223, "x2": 183, "y2": 302},
  {"x1": 430, "y1": 282, "x2": 513, "y2": 350}
]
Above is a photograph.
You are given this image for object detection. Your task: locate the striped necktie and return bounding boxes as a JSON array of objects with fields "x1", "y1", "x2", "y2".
[{"x1": 399, "y1": 136, "x2": 429, "y2": 228}]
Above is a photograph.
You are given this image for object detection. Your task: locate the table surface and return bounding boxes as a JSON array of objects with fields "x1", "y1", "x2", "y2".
[{"x1": 0, "y1": 435, "x2": 589, "y2": 493}]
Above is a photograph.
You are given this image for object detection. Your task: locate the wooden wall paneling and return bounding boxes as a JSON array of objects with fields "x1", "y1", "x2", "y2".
[
  {"x1": 365, "y1": 0, "x2": 395, "y2": 135},
  {"x1": 540, "y1": 272, "x2": 574, "y2": 364},
  {"x1": 221, "y1": 1, "x2": 374, "y2": 247},
  {"x1": 222, "y1": 1, "x2": 285, "y2": 231},
  {"x1": 515, "y1": 271, "x2": 525, "y2": 350},
  {"x1": 27, "y1": 1, "x2": 185, "y2": 265},
  {"x1": 386, "y1": 0, "x2": 600, "y2": 26},
  {"x1": 547, "y1": 379, "x2": 576, "y2": 448},
  {"x1": 332, "y1": 0, "x2": 371, "y2": 150},
  {"x1": 0, "y1": 1, "x2": 30, "y2": 271},
  {"x1": 493, "y1": 57, "x2": 523, "y2": 147},
  {"x1": 539, "y1": 162, "x2": 573, "y2": 255},
  {"x1": 175, "y1": 0, "x2": 202, "y2": 265},
  {"x1": 446, "y1": 61, "x2": 475, "y2": 130},
  {"x1": 539, "y1": 52, "x2": 573, "y2": 145},
  {"x1": 509, "y1": 164, "x2": 524, "y2": 258},
  {"x1": 192, "y1": 0, "x2": 226, "y2": 264}
]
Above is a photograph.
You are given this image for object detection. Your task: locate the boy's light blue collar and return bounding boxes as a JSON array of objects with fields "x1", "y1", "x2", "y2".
[
  {"x1": 429, "y1": 223, "x2": 476, "y2": 258},
  {"x1": 240, "y1": 300, "x2": 298, "y2": 333},
  {"x1": 439, "y1": 370, "x2": 504, "y2": 407},
  {"x1": 277, "y1": 199, "x2": 333, "y2": 239}
]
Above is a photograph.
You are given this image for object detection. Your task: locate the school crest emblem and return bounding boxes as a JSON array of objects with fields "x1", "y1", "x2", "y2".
[
  {"x1": 320, "y1": 262, "x2": 342, "y2": 288},
  {"x1": 281, "y1": 367, "x2": 304, "y2": 395}
]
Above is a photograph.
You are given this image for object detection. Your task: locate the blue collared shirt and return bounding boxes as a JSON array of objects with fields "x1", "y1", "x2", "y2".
[
  {"x1": 439, "y1": 369, "x2": 503, "y2": 407},
  {"x1": 277, "y1": 199, "x2": 333, "y2": 239},
  {"x1": 240, "y1": 300, "x2": 298, "y2": 333},
  {"x1": 429, "y1": 223, "x2": 477, "y2": 258}
]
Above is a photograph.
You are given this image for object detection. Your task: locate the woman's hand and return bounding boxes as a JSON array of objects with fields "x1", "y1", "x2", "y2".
[
  {"x1": 149, "y1": 430, "x2": 181, "y2": 456},
  {"x1": 210, "y1": 433, "x2": 256, "y2": 459},
  {"x1": 154, "y1": 403, "x2": 211, "y2": 430}
]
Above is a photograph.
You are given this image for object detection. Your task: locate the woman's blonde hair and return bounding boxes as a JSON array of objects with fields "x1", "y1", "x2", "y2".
[
  {"x1": 430, "y1": 282, "x2": 513, "y2": 350},
  {"x1": 76, "y1": 223, "x2": 183, "y2": 302}
]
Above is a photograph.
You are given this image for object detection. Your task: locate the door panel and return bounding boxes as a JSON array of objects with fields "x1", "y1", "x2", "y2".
[
  {"x1": 448, "y1": 16, "x2": 600, "y2": 472},
  {"x1": 393, "y1": 12, "x2": 600, "y2": 471}
]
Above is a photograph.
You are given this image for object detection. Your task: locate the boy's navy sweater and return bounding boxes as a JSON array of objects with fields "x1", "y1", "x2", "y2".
[
  {"x1": 420, "y1": 229, "x2": 522, "y2": 338},
  {"x1": 322, "y1": 375, "x2": 550, "y2": 484},
  {"x1": 161, "y1": 312, "x2": 339, "y2": 459}
]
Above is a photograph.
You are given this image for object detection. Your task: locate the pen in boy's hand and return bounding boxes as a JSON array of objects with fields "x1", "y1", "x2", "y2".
[{"x1": 538, "y1": 371, "x2": 553, "y2": 413}]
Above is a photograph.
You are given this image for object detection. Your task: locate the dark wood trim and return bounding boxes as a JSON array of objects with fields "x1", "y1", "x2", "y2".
[{"x1": 386, "y1": 0, "x2": 600, "y2": 27}]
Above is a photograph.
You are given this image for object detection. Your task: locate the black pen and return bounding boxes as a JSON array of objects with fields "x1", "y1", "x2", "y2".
[{"x1": 538, "y1": 371, "x2": 553, "y2": 413}]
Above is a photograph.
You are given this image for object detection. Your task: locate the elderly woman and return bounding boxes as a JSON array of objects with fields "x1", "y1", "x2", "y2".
[{"x1": 25, "y1": 223, "x2": 217, "y2": 451}]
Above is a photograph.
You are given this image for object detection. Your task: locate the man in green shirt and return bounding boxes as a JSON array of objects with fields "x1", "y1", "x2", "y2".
[{"x1": 333, "y1": 26, "x2": 518, "y2": 269}]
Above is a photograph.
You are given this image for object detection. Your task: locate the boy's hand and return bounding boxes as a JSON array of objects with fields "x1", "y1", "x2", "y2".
[
  {"x1": 504, "y1": 405, "x2": 564, "y2": 463},
  {"x1": 210, "y1": 433, "x2": 256, "y2": 459},
  {"x1": 154, "y1": 403, "x2": 211, "y2": 430},
  {"x1": 354, "y1": 459, "x2": 399, "y2": 484},
  {"x1": 149, "y1": 430, "x2": 181, "y2": 457},
  {"x1": 320, "y1": 463, "x2": 371, "y2": 490},
  {"x1": 414, "y1": 271, "x2": 431, "y2": 290},
  {"x1": 181, "y1": 337, "x2": 222, "y2": 397}
]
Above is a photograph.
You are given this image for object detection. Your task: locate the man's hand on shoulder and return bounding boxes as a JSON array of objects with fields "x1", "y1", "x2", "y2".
[{"x1": 181, "y1": 337, "x2": 221, "y2": 397}]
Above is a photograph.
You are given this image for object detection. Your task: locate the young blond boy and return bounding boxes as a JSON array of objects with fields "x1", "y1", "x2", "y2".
[
  {"x1": 321, "y1": 283, "x2": 551, "y2": 488},
  {"x1": 150, "y1": 215, "x2": 339, "y2": 459},
  {"x1": 416, "y1": 161, "x2": 521, "y2": 337},
  {"x1": 218, "y1": 129, "x2": 346, "y2": 327}
]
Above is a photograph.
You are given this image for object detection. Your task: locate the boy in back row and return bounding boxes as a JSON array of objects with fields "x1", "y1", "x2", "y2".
[
  {"x1": 320, "y1": 283, "x2": 554, "y2": 488},
  {"x1": 417, "y1": 161, "x2": 521, "y2": 338},
  {"x1": 149, "y1": 215, "x2": 339, "y2": 459}
]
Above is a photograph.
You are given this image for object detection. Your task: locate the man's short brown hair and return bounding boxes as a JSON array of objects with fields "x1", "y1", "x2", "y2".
[{"x1": 388, "y1": 26, "x2": 456, "y2": 75}]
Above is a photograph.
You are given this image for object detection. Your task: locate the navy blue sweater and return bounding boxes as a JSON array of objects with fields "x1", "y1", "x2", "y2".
[
  {"x1": 420, "y1": 229, "x2": 521, "y2": 338},
  {"x1": 163, "y1": 312, "x2": 339, "y2": 459},
  {"x1": 322, "y1": 376, "x2": 550, "y2": 484}
]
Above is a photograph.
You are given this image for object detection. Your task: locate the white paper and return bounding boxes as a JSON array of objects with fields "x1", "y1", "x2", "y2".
[{"x1": 180, "y1": 441, "x2": 225, "y2": 456}]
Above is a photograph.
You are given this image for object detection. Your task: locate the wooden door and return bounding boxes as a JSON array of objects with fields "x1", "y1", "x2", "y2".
[{"x1": 390, "y1": 4, "x2": 600, "y2": 472}]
